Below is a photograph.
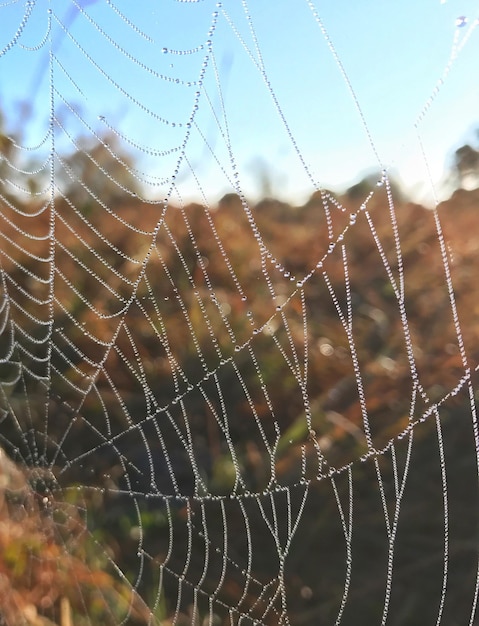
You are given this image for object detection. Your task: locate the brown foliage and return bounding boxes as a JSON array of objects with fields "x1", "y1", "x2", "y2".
[{"x1": 0, "y1": 449, "x2": 150, "y2": 626}]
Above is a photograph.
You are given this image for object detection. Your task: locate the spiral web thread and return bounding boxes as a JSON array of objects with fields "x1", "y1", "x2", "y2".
[{"x1": 1, "y1": 1, "x2": 479, "y2": 625}]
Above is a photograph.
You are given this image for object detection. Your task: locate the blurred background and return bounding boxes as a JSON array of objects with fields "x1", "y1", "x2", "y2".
[{"x1": 1, "y1": 1, "x2": 479, "y2": 625}]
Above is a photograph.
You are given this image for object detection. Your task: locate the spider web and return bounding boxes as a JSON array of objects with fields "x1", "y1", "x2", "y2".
[{"x1": 1, "y1": 1, "x2": 479, "y2": 625}]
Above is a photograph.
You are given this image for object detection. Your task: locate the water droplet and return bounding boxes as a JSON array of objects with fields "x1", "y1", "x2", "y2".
[
  {"x1": 162, "y1": 47, "x2": 168, "y2": 54},
  {"x1": 241, "y1": 296, "x2": 247, "y2": 302},
  {"x1": 234, "y1": 345, "x2": 241, "y2": 352},
  {"x1": 456, "y1": 15, "x2": 467, "y2": 27},
  {"x1": 276, "y1": 305, "x2": 281, "y2": 312},
  {"x1": 98, "y1": 115, "x2": 105, "y2": 122}
]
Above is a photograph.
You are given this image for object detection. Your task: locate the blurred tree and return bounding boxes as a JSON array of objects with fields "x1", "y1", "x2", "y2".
[
  {"x1": 452, "y1": 142, "x2": 479, "y2": 190},
  {"x1": 59, "y1": 132, "x2": 141, "y2": 210},
  {"x1": 0, "y1": 111, "x2": 18, "y2": 198},
  {"x1": 346, "y1": 170, "x2": 405, "y2": 203},
  {"x1": 248, "y1": 156, "x2": 281, "y2": 199}
]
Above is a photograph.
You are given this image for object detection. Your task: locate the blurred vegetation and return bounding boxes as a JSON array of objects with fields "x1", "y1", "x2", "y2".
[
  {"x1": 1, "y1": 114, "x2": 479, "y2": 624},
  {"x1": 0, "y1": 448, "x2": 151, "y2": 625}
]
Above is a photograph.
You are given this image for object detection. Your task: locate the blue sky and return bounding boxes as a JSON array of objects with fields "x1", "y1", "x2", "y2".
[{"x1": 0, "y1": 0, "x2": 478, "y2": 204}]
